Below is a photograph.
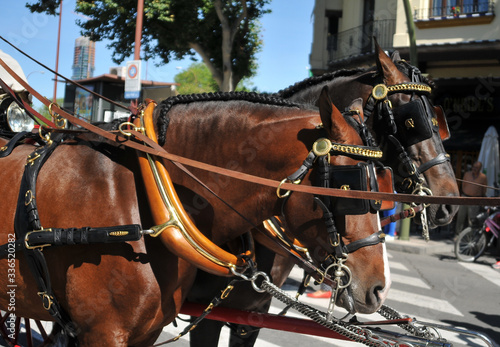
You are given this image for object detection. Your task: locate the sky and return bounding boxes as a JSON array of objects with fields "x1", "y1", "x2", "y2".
[{"x1": 0, "y1": 1, "x2": 315, "y2": 108}]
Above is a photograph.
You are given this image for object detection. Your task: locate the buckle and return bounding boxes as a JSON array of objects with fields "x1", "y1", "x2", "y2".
[
  {"x1": 25, "y1": 229, "x2": 52, "y2": 250},
  {"x1": 38, "y1": 291, "x2": 54, "y2": 310}
]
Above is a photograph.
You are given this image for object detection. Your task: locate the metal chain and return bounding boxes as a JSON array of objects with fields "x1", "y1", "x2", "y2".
[
  {"x1": 259, "y1": 280, "x2": 399, "y2": 346},
  {"x1": 256, "y1": 277, "x2": 453, "y2": 346},
  {"x1": 411, "y1": 184, "x2": 433, "y2": 241},
  {"x1": 377, "y1": 305, "x2": 435, "y2": 339}
]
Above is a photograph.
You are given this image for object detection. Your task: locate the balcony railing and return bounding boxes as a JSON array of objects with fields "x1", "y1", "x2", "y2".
[
  {"x1": 327, "y1": 20, "x2": 396, "y2": 63},
  {"x1": 414, "y1": 0, "x2": 495, "y2": 20}
]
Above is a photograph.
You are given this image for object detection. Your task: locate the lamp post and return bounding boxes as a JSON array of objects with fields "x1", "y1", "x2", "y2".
[{"x1": 130, "y1": 0, "x2": 144, "y2": 110}]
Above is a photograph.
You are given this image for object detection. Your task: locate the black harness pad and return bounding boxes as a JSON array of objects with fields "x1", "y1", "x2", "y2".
[
  {"x1": 330, "y1": 163, "x2": 369, "y2": 215},
  {"x1": 393, "y1": 98, "x2": 433, "y2": 147}
]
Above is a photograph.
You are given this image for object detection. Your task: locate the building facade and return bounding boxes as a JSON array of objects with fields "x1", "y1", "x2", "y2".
[
  {"x1": 71, "y1": 36, "x2": 96, "y2": 80},
  {"x1": 310, "y1": 0, "x2": 499, "y2": 179}
]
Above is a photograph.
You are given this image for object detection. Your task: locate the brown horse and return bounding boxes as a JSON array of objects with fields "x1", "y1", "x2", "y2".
[
  {"x1": 188, "y1": 44, "x2": 460, "y2": 347},
  {"x1": 0, "y1": 90, "x2": 389, "y2": 346}
]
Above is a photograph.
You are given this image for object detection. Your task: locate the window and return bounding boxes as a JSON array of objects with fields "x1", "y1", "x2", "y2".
[
  {"x1": 326, "y1": 11, "x2": 341, "y2": 52},
  {"x1": 430, "y1": 0, "x2": 491, "y2": 17}
]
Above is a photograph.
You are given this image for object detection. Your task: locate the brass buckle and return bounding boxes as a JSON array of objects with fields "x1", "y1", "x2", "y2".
[
  {"x1": 25, "y1": 229, "x2": 52, "y2": 250},
  {"x1": 220, "y1": 284, "x2": 234, "y2": 299},
  {"x1": 407, "y1": 207, "x2": 416, "y2": 218},
  {"x1": 38, "y1": 291, "x2": 54, "y2": 310}
]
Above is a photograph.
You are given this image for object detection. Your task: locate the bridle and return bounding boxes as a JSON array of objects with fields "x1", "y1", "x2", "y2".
[
  {"x1": 361, "y1": 64, "x2": 453, "y2": 240},
  {"x1": 363, "y1": 65, "x2": 451, "y2": 195},
  {"x1": 275, "y1": 115, "x2": 387, "y2": 310}
]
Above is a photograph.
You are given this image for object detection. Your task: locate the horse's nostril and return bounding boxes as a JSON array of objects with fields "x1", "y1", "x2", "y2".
[
  {"x1": 368, "y1": 284, "x2": 384, "y2": 306},
  {"x1": 434, "y1": 203, "x2": 458, "y2": 225}
]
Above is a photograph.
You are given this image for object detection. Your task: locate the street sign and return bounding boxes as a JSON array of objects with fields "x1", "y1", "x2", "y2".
[{"x1": 124, "y1": 60, "x2": 141, "y2": 99}]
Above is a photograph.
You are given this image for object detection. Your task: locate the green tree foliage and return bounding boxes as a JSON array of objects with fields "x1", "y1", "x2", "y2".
[
  {"x1": 26, "y1": 0, "x2": 271, "y2": 92},
  {"x1": 175, "y1": 63, "x2": 219, "y2": 94},
  {"x1": 174, "y1": 62, "x2": 258, "y2": 94}
]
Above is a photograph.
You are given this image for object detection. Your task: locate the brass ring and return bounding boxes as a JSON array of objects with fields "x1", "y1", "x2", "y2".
[
  {"x1": 220, "y1": 284, "x2": 234, "y2": 299},
  {"x1": 48, "y1": 102, "x2": 59, "y2": 117},
  {"x1": 48, "y1": 102, "x2": 67, "y2": 129},
  {"x1": 25, "y1": 190, "x2": 33, "y2": 206},
  {"x1": 38, "y1": 125, "x2": 52, "y2": 145},
  {"x1": 277, "y1": 178, "x2": 292, "y2": 198},
  {"x1": 118, "y1": 122, "x2": 138, "y2": 137}
]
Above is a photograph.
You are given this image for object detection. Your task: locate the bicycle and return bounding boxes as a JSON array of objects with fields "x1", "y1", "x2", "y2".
[{"x1": 454, "y1": 206, "x2": 500, "y2": 262}]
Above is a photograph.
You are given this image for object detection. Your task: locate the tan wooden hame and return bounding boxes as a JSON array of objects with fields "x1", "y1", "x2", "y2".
[{"x1": 134, "y1": 101, "x2": 250, "y2": 276}]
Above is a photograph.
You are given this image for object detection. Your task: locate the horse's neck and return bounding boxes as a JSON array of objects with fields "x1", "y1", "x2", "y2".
[{"x1": 158, "y1": 105, "x2": 317, "y2": 244}]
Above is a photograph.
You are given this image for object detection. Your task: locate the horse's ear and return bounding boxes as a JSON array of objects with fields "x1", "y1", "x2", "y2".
[
  {"x1": 374, "y1": 38, "x2": 406, "y2": 84},
  {"x1": 319, "y1": 86, "x2": 350, "y2": 140},
  {"x1": 348, "y1": 98, "x2": 365, "y2": 122}
]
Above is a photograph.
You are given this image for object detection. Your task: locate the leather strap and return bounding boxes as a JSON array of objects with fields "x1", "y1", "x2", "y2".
[
  {"x1": 418, "y1": 152, "x2": 450, "y2": 174},
  {"x1": 0, "y1": 225, "x2": 142, "y2": 256},
  {"x1": 0, "y1": 131, "x2": 29, "y2": 157},
  {"x1": 13, "y1": 133, "x2": 78, "y2": 337},
  {"x1": 380, "y1": 204, "x2": 424, "y2": 228},
  {"x1": 344, "y1": 229, "x2": 385, "y2": 254}
]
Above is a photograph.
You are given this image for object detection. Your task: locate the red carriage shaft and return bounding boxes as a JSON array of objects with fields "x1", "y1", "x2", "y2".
[
  {"x1": 180, "y1": 302, "x2": 352, "y2": 340},
  {"x1": 180, "y1": 302, "x2": 411, "y2": 340}
]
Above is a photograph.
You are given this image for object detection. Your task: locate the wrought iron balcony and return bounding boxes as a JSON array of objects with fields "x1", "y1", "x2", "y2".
[
  {"x1": 327, "y1": 20, "x2": 396, "y2": 63},
  {"x1": 414, "y1": 0, "x2": 495, "y2": 20}
]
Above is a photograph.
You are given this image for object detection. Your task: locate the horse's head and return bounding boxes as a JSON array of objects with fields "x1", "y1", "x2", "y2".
[
  {"x1": 369, "y1": 43, "x2": 459, "y2": 227},
  {"x1": 281, "y1": 88, "x2": 390, "y2": 314}
]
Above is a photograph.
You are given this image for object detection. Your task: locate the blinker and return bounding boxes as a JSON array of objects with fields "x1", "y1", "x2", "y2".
[
  {"x1": 330, "y1": 163, "x2": 369, "y2": 215},
  {"x1": 393, "y1": 98, "x2": 433, "y2": 147}
]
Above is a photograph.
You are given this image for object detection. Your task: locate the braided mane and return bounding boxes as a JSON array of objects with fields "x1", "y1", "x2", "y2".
[
  {"x1": 277, "y1": 57, "x2": 436, "y2": 100},
  {"x1": 276, "y1": 68, "x2": 366, "y2": 99},
  {"x1": 157, "y1": 92, "x2": 303, "y2": 146}
]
